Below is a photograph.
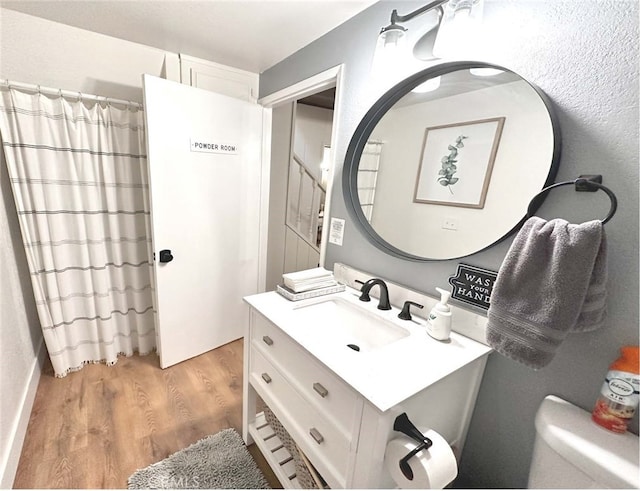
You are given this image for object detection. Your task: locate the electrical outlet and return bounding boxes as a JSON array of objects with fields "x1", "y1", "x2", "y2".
[{"x1": 442, "y1": 217, "x2": 458, "y2": 230}]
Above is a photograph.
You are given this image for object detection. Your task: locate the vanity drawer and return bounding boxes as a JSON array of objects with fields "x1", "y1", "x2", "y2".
[
  {"x1": 249, "y1": 347, "x2": 351, "y2": 486},
  {"x1": 251, "y1": 311, "x2": 359, "y2": 436}
]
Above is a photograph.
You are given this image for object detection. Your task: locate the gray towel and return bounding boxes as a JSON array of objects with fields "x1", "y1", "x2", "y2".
[
  {"x1": 573, "y1": 232, "x2": 608, "y2": 331},
  {"x1": 486, "y1": 217, "x2": 606, "y2": 369}
]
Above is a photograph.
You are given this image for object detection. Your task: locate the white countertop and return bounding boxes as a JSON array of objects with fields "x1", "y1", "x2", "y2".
[{"x1": 244, "y1": 287, "x2": 492, "y2": 412}]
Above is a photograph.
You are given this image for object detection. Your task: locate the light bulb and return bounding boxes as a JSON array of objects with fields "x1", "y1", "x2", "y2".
[
  {"x1": 470, "y1": 68, "x2": 504, "y2": 77},
  {"x1": 412, "y1": 76, "x2": 441, "y2": 93},
  {"x1": 432, "y1": 0, "x2": 484, "y2": 59},
  {"x1": 380, "y1": 26, "x2": 406, "y2": 48}
]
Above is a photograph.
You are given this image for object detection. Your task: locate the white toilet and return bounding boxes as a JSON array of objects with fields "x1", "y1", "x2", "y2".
[{"x1": 528, "y1": 395, "x2": 640, "y2": 489}]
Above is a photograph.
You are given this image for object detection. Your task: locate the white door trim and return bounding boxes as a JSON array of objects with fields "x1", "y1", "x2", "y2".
[
  {"x1": 258, "y1": 65, "x2": 341, "y2": 107},
  {"x1": 259, "y1": 64, "x2": 344, "y2": 267},
  {"x1": 258, "y1": 108, "x2": 272, "y2": 292}
]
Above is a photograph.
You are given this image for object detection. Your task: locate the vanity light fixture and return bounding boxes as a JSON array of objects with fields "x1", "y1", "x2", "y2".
[
  {"x1": 376, "y1": 0, "x2": 484, "y2": 61},
  {"x1": 432, "y1": 0, "x2": 484, "y2": 58}
]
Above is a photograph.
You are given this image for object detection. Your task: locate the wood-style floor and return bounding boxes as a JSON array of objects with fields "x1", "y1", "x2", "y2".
[{"x1": 13, "y1": 338, "x2": 280, "y2": 489}]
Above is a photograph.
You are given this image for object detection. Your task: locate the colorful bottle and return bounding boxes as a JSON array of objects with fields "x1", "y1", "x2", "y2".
[{"x1": 592, "y1": 346, "x2": 640, "y2": 433}]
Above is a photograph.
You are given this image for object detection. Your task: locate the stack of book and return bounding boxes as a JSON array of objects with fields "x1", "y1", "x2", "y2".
[{"x1": 277, "y1": 267, "x2": 345, "y2": 301}]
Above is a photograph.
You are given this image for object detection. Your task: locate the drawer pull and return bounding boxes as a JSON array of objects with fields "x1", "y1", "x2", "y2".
[
  {"x1": 313, "y1": 382, "x2": 329, "y2": 398},
  {"x1": 309, "y1": 427, "x2": 324, "y2": 444},
  {"x1": 261, "y1": 373, "x2": 272, "y2": 384},
  {"x1": 262, "y1": 335, "x2": 274, "y2": 346}
]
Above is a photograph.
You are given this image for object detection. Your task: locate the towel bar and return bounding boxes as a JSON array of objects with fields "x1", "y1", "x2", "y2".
[{"x1": 526, "y1": 174, "x2": 617, "y2": 224}]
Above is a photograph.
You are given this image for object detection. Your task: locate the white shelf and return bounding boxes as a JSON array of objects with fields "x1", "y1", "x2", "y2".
[{"x1": 249, "y1": 412, "x2": 301, "y2": 489}]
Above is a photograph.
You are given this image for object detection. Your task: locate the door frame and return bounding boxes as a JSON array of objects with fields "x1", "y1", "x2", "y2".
[{"x1": 259, "y1": 64, "x2": 344, "y2": 268}]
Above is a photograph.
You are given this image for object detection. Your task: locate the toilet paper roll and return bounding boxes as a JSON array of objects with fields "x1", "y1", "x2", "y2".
[{"x1": 384, "y1": 429, "x2": 458, "y2": 489}]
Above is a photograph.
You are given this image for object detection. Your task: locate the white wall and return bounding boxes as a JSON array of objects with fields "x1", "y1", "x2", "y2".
[
  {"x1": 0, "y1": 150, "x2": 44, "y2": 488},
  {"x1": 266, "y1": 103, "x2": 294, "y2": 291},
  {"x1": 293, "y1": 103, "x2": 333, "y2": 182},
  {"x1": 0, "y1": 8, "x2": 179, "y2": 487},
  {"x1": 370, "y1": 80, "x2": 552, "y2": 258},
  {"x1": 0, "y1": 8, "x2": 173, "y2": 101}
]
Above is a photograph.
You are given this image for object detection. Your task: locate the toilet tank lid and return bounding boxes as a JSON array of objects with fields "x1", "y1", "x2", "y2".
[{"x1": 535, "y1": 395, "x2": 639, "y2": 489}]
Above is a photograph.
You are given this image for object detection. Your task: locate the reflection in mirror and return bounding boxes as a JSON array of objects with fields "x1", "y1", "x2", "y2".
[{"x1": 345, "y1": 63, "x2": 560, "y2": 260}]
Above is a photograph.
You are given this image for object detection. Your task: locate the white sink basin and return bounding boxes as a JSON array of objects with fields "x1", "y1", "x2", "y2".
[
  {"x1": 244, "y1": 285, "x2": 493, "y2": 412},
  {"x1": 290, "y1": 297, "x2": 410, "y2": 353}
]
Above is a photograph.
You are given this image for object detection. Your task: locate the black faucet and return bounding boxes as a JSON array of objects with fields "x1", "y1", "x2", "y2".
[
  {"x1": 398, "y1": 300, "x2": 423, "y2": 321},
  {"x1": 359, "y1": 278, "x2": 392, "y2": 310}
]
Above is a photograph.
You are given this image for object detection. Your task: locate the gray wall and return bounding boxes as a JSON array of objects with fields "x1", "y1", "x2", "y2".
[{"x1": 260, "y1": 1, "x2": 639, "y2": 488}]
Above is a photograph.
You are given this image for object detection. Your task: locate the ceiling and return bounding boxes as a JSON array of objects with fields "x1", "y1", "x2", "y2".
[
  {"x1": 1, "y1": 0, "x2": 377, "y2": 73},
  {"x1": 397, "y1": 69, "x2": 521, "y2": 107},
  {"x1": 299, "y1": 88, "x2": 336, "y2": 109}
]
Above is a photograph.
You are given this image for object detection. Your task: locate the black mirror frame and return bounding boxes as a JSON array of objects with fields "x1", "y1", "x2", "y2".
[{"x1": 342, "y1": 61, "x2": 562, "y2": 261}]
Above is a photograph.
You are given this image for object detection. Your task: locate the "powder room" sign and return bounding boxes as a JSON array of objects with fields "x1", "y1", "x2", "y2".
[
  {"x1": 448, "y1": 263, "x2": 497, "y2": 310},
  {"x1": 190, "y1": 139, "x2": 238, "y2": 155}
]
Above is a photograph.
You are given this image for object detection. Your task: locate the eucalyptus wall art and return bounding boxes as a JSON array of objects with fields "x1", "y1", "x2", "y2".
[{"x1": 413, "y1": 117, "x2": 505, "y2": 209}]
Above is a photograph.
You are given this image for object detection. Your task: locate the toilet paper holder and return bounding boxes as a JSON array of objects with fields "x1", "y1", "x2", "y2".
[{"x1": 393, "y1": 413, "x2": 434, "y2": 480}]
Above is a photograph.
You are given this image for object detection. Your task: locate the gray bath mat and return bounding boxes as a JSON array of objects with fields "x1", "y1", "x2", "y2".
[{"x1": 128, "y1": 428, "x2": 270, "y2": 489}]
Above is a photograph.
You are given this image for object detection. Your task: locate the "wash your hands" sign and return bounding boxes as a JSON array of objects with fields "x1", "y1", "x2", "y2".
[{"x1": 448, "y1": 263, "x2": 497, "y2": 310}]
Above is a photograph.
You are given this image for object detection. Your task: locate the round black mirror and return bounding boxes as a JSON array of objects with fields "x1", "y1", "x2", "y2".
[{"x1": 343, "y1": 61, "x2": 561, "y2": 261}]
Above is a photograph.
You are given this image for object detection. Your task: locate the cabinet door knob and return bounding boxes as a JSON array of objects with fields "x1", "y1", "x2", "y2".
[
  {"x1": 313, "y1": 382, "x2": 329, "y2": 398},
  {"x1": 262, "y1": 335, "x2": 274, "y2": 346},
  {"x1": 309, "y1": 427, "x2": 324, "y2": 444},
  {"x1": 261, "y1": 373, "x2": 272, "y2": 384}
]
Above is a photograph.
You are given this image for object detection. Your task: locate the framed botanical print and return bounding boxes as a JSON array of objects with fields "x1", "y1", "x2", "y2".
[{"x1": 414, "y1": 117, "x2": 505, "y2": 208}]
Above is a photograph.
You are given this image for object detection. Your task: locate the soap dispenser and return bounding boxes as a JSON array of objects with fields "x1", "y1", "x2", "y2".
[{"x1": 426, "y1": 287, "x2": 452, "y2": 341}]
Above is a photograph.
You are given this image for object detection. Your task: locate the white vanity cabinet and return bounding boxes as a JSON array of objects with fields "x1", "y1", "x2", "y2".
[
  {"x1": 244, "y1": 310, "x2": 362, "y2": 487},
  {"x1": 242, "y1": 289, "x2": 492, "y2": 489}
]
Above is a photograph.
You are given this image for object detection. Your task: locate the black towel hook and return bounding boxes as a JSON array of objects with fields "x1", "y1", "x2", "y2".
[{"x1": 526, "y1": 175, "x2": 617, "y2": 225}]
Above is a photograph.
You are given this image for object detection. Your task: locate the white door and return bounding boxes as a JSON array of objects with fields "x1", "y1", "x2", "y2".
[{"x1": 142, "y1": 74, "x2": 265, "y2": 368}]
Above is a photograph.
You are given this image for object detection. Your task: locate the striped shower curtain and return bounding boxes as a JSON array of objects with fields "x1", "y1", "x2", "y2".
[{"x1": 0, "y1": 86, "x2": 156, "y2": 377}]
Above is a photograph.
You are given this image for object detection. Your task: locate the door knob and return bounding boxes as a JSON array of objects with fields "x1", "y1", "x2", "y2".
[{"x1": 159, "y1": 249, "x2": 174, "y2": 263}]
